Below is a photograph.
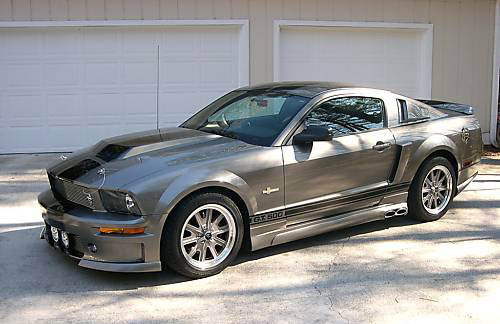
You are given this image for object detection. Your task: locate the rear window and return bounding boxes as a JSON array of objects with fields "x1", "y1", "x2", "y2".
[{"x1": 398, "y1": 99, "x2": 446, "y2": 123}]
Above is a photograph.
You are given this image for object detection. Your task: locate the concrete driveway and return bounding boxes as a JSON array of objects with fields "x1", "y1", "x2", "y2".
[{"x1": 0, "y1": 154, "x2": 499, "y2": 324}]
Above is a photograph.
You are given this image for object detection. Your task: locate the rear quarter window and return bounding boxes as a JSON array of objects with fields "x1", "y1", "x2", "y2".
[{"x1": 398, "y1": 99, "x2": 446, "y2": 123}]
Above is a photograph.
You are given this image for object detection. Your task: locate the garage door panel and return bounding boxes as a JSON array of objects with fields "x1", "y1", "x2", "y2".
[
  {"x1": 279, "y1": 27, "x2": 429, "y2": 99},
  {"x1": 157, "y1": 27, "x2": 240, "y2": 129},
  {"x1": 384, "y1": 32, "x2": 420, "y2": 57},
  {"x1": 85, "y1": 62, "x2": 120, "y2": 85},
  {"x1": 122, "y1": 61, "x2": 157, "y2": 84},
  {"x1": 280, "y1": 61, "x2": 316, "y2": 80},
  {"x1": 386, "y1": 62, "x2": 415, "y2": 82},
  {"x1": 2, "y1": 126, "x2": 47, "y2": 151},
  {"x1": 0, "y1": 25, "x2": 243, "y2": 153},
  {"x1": 163, "y1": 29, "x2": 198, "y2": 54},
  {"x1": 1, "y1": 30, "x2": 42, "y2": 58},
  {"x1": 200, "y1": 29, "x2": 236, "y2": 54},
  {"x1": 122, "y1": 92, "x2": 157, "y2": 115},
  {"x1": 43, "y1": 30, "x2": 81, "y2": 57},
  {"x1": 4, "y1": 95, "x2": 44, "y2": 121},
  {"x1": 316, "y1": 42, "x2": 351, "y2": 59},
  {"x1": 85, "y1": 93, "x2": 123, "y2": 116},
  {"x1": 200, "y1": 60, "x2": 237, "y2": 84},
  {"x1": 46, "y1": 94, "x2": 82, "y2": 120},
  {"x1": 7, "y1": 64, "x2": 42, "y2": 87},
  {"x1": 160, "y1": 61, "x2": 197, "y2": 84},
  {"x1": 281, "y1": 35, "x2": 313, "y2": 60},
  {"x1": 159, "y1": 92, "x2": 198, "y2": 114},
  {"x1": 82, "y1": 29, "x2": 121, "y2": 56},
  {"x1": 350, "y1": 62, "x2": 386, "y2": 84},
  {"x1": 122, "y1": 30, "x2": 158, "y2": 54},
  {"x1": 46, "y1": 63, "x2": 80, "y2": 86},
  {"x1": 47, "y1": 125, "x2": 85, "y2": 149}
]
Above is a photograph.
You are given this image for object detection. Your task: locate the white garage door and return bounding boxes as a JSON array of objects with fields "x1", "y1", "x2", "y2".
[
  {"x1": 0, "y1": 25, "x2": 244, "y2": 153},
  {"x1": 277, "y1": 25, "x2": 432, "y2": 99}
]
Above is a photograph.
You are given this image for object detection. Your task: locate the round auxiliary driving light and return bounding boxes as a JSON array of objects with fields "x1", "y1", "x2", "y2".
[
  {"x1": 87, "y1": 243, "x2": 97, "y2": 253},
  {"x1": 50, "y1": 227, "x2": 59, "y2": 242},
  {"x1": 61, "y1": 231, "x2": 69, "y2": 248}
]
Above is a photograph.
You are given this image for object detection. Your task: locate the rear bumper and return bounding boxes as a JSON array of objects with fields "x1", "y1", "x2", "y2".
[
  {"x1": 39, "y1": 189, "x2": 163, "y2": 273},
  {"x1": 456, "y1": 163, "x2": 479, "y2": 195}
]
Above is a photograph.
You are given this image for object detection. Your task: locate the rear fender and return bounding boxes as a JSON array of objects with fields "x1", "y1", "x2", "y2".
[{"x1": 400, "y1": 134, "x2": 459, "y2": 184}]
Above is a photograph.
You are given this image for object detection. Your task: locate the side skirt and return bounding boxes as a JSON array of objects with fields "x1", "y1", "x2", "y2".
[{"x1": 250, "y1": 202, "x2": 408, "y2": 251}]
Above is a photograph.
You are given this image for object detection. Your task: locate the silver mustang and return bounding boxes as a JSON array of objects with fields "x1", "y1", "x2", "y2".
[{"x1": 38, "y1": 82, "x2": 482, "y2": 278}]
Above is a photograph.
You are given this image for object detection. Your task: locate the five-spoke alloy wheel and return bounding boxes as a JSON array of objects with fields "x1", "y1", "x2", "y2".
[{"x1": 162, "y1": 192, "x2": 244, "y2": 278}]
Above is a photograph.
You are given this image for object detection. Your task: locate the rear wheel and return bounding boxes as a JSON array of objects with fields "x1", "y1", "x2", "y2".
[
  {"x1": 161, "y1": 192, "x2": 244, "y2": 278},
  {"x1": 408, "y1": 157, "x2": 456, "y2": 222}
]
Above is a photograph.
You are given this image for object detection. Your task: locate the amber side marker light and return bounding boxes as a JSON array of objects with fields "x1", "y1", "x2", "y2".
[{"x1": 99, "y1": 227, "x2": 145, "y2": 235}]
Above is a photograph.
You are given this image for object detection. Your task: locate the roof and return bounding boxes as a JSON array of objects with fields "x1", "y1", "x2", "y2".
[{"x1": 237, "y1": 81, "x2": 360, "y2": 98}]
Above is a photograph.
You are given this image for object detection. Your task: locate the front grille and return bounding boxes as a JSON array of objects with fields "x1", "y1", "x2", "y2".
[{"x1": 48, "y1": 173, "x2": 99, "y2": 210}]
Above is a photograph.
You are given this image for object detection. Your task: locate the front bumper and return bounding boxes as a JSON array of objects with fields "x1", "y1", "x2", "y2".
[{"x1": 39, "y1": 189, "x2": 162, "y2": 273}]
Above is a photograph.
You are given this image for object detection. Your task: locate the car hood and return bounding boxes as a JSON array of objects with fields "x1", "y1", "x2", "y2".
[{"x1": 48, "y1": 127, "x2": 255, "y2": 189}]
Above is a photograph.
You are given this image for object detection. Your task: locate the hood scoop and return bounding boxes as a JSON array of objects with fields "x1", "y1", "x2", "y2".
[
  {"x1": 95, "y1": 144, "x2": 130, "y2": 162},
  {"x1": 57, "y1": 159, "x2": 102, "y2": 181}
]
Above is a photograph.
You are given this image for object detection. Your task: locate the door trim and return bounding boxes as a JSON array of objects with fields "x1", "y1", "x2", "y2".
[
  {"x1": 0, "y1": 19, "x2": 250, "y2": 88},
  {"x1": 273, "y1": 20, "x2": 433, "y2": 99}
]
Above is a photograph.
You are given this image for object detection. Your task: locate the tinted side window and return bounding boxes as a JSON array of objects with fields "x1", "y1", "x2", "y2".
[
  {"x1": 407, "y1": 101, "x2": 431, "y2": 119},
  {"x1": 304, "y1": 97, "x2": 385, "y2": 137},
  {"x1": 399, "y1": 100, "x2": 446, "y2": 122}
]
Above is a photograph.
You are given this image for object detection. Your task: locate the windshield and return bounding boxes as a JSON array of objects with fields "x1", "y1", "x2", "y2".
[{"x1": 181, "y1": 90, "x2": 310, "y2": 146}]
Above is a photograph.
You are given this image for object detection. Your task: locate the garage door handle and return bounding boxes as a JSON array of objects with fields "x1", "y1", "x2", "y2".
[{"x1": 373, "y1": 142, "x2": 391, "y2": 151}]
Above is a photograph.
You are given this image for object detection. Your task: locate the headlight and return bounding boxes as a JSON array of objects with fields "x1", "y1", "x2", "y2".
[{"x1": 99, "y1": 190, "x2": 141, "y2": 215}]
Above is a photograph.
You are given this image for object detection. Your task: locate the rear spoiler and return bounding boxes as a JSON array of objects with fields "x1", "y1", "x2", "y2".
[{"x1": 417, "y1": 99, "x2": 474, "y2": 115}]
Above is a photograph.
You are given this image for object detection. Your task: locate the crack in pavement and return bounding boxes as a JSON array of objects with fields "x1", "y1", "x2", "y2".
[
  {"x1": 313, "y1": 236, "x2": 351, "y2": 323},
  {"x1": 328, "y1": 236, "x2": 350, "y2": 272}
]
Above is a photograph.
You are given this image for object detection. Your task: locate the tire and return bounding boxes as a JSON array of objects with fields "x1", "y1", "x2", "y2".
[
  {"x1": 408, "y1": 156, "x2": 456, "y2": 222},
  {"x1": 161, "y1": 192, "x2": 244, "y2": 279}
]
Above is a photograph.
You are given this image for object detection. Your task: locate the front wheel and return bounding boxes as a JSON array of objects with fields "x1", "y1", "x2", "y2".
[
  {"x1": 408, "y1": 157, "x2": 456, "y2": 222},
  {"x1": 161, "y1": 192, "x2": 244, "y2": 278}
]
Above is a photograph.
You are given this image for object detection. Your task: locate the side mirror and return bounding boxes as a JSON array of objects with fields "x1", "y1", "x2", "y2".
[{"x1": 292, "y1": 126, "x2": 332, "y2": 145}]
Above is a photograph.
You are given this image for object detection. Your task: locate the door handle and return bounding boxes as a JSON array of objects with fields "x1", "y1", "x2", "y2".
[{"x1": 372, "y1": 141, "x2": 391, "y2": 151}]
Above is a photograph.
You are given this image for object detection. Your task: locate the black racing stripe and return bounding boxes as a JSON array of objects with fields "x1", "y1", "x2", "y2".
[
  {"x1": 249, "y1": 183, "x2": 410, "y2": 225},
  {"x1": 286, "y1": 182, "x2": 410, "y2": 219}
]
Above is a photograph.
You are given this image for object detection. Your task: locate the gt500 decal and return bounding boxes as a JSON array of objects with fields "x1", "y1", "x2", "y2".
[{"x1": 249, "y1": 211, "x2": 285, "y2": 225}]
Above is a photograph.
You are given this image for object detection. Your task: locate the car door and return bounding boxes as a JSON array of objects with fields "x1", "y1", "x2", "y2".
[{"x1": 282, "y1": 95, "x2": 399, "y2": 225}]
